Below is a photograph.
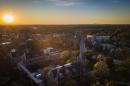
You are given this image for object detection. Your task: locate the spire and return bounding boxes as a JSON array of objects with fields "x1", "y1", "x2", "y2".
[{"x1": 79, "y1": 35, "x2": 87, "y2": 62}]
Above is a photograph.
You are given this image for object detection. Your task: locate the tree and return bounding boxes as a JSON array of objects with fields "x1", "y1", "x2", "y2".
[
  {"x1": 26, "y1": 39, "x2": 42, "y2": 54},
  {"x1": 63, "y1": 79, "x2": 78, "y2": 86},
  {"x1": 0, "y1": 46, "x2": 15, "y2": 76},
  {"x1": 94, "y1": 61, "x2": 109, "y2": 79},
  {"x1": 0, "y1": 46, "x2": 18, "y2": 86},
  {"x1": 60, "y1": 50, "x2": 72, "y2": 63},
  {"x1": 81, "y1": 72, "x2": 95, "y2": 86},
  {"x1": 84, "y1": 50, "x2": 95, "y2": 60},
  {"x1": 114, "y1": 58, "x2": 130, "y2": 82},
  {"x1": 96, "y1": 54, "x2": 105, "y2": 62}
]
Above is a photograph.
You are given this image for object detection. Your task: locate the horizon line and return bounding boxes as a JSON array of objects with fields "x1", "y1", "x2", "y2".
[{"x1": 0, "y1": 23, "x2": 130, "y2": 26}]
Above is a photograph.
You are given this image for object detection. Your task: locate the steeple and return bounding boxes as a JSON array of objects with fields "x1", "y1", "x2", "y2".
[{"x1": 79, "y1": 34, "x2": 87, "y2": 62}]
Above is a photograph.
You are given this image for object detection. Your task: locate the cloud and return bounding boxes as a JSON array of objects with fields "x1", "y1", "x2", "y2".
[{"x1": 49, "y1": 0, "x2": 82, "y2": 6}]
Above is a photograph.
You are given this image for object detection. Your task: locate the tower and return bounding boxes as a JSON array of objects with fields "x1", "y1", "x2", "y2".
[{"x1": 79, "y1": 34, "x2": 87, "y2": 63}]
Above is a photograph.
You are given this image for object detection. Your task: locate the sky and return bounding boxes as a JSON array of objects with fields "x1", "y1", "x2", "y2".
[{"x1": 0, "y1": 0, "x2": 130, "y2": 25}]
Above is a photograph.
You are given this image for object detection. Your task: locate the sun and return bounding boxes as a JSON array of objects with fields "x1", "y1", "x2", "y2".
[{"x1": 3, "y1": 15, "x2": 14, "y2": 23}]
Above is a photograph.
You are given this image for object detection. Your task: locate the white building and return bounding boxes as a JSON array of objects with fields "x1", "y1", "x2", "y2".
[
  {"x1": 43, "y1": 47, "x2": 60, "y2": 60},
  {"x1": 86, "y1": 35, "x2": 110, "y2": 45},
  {"x1": 101, "y1": 43, "x2": 115, "y2": 51}
]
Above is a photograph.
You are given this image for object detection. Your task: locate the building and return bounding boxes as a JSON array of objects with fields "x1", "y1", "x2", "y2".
[
  {"x1": 43, "y1": 47, "x2": 60, "y2": 60},
  {"x1": 86, "y1": 35, "x2": 110, "y2": 45},
  {"x1": 46, "y1": 62, "x2": 89, "y2": 86},
  {"x1": 18, "y1": 63, "x2": 44, "y2": 86}
]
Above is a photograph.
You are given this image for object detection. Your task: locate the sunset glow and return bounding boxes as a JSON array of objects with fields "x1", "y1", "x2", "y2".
[
  {"x1": 0, "y1": 0, "x2": 130, "y2": 25},
  {"x1": 2, "y1": 15, "x2": 14, "y2": 24}
]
